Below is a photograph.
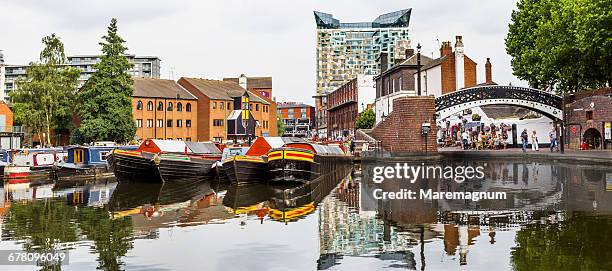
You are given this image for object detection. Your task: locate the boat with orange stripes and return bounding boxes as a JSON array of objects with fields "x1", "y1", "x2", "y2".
[{"x1": 107, "y1": 139, "x2": 221, "y2": 182}]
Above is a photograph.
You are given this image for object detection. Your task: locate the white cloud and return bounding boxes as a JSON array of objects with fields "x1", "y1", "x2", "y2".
[{"x1": 0, "y1": 0, "x2": 525, "y2": 106}]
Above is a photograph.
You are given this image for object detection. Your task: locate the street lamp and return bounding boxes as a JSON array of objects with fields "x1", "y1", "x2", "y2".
[{"x1": 417, "y1": 43, "x2": 422, "y2": 96}]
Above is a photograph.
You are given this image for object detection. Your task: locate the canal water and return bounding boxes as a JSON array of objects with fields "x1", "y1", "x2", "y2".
[{"x1": 0, "y1": 158, "x2": 611, "y2": 270}]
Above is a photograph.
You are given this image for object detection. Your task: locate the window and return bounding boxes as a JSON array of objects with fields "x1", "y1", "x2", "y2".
[
  {"x1": 167, "y1": 102, "x2": 173, "y2": 111},
  {"x1": 186, "y1": 137, "x2": 192, "y2": 141},
  {"x1": 157, "y1": 119, "x2": 163, "y2": 127},
  {"x1": 167, "y1": 119, "x2": 173, "y2": 127},
  {"x1": 256, "y1": 104, "x2": 259, "y2": 111},
  {"x1": 136, "y1": 119, "x2": 142, "y2": 128},
  {"x1": 176, "y1": 138, "x2": 182, "y2": 141},
  {"x1": 100, "y1": 151, "x2": 110, "y2": 161},
  {"x1": 136, "y1": 101, "x2": 143, "y2": 110},
  {"x1": 186, "y1": 119, "x2": 191, "y2": 127},
  {"x1": 167, "y1": 138, "x2": 172, "y2": 140},
  {"x1": 177, "y1": 119, "x2": 183, "y2": 127},
  {"x1": 213, "y1": 101, "x2": 217, "y2": 109},
  {"x1": 213, "y1": 119, "x2": 224, "y2": 126},
  {"x1": 220, "y1": 102, "x2": 224, "y2": 109},
  {"x1": 586, "y1": 111, "x2": 594, "y2": 120},
  {"x1": 177, "y1": 102, "x2": 183, "y2": 112},
  {"x1": 157, "y1": 101, "x2": 164, "y2": 111},
  {"x1": 147, "y1": 101, "x2": 153, "y2": 111},
  {"x1": 213, "y1": 137, "x2": 223, "y2": 142},
  {"x1": 228, "y1": 102, "x2": 231, "y2": 110},
  {"x1": 186, "y1": 103, "x2": 192, "y2": 112},
  {"x1": 147, "y1": 119, "x2": 153, "y2": 128}
]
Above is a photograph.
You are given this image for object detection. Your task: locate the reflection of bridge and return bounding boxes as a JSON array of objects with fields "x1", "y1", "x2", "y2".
[{"x1": 435, "y1": 85, "x2": 563, "y2": 120}]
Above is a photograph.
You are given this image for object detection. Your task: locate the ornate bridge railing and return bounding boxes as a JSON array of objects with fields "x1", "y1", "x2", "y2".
[{"x1": 435, "y1": 85, "x2": 563, "y2": 119}]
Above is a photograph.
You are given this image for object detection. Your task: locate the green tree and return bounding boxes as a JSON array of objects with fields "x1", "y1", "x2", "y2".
[
  {"x1": 506, "y1": 0, "x2": 612, "y2": 93},
  {"x1": 75, "y1": 18, "x2": 135, "y2": 143},
  {"x1": 10, "y1": 34, "x2": 79, "y2": 146},
  {"x1": 277, "y1": 116, "x2": 286, "y2": 136},
  {"x1": 355, "y1": 108, "x2": 375, "y2": 129}
]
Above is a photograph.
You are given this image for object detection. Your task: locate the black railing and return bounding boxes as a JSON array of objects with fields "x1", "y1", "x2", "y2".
[{"x1": 435, "y1": 86, "x2": 562, "y2": 112}]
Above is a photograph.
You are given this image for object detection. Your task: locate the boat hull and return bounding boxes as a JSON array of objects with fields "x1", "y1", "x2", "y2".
[
  {"x1": 223, "y1": 156, "x2": 269, "y2": 185},
  {"x1": 55, "y1": 164, "x2": 113, "y2": 181},
  {"x1": 108, "y1": 150, "x2": 217, "y2": 183},
  {"x1": 3, "y1": 165, "x2": 53, "y2": 180},
  {"x1": 268, "y1": 149, "x2": 317, "y2": 183}
]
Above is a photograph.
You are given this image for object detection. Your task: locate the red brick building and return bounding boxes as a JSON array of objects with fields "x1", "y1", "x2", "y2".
[
  {"x1": 566, "y1": 89, "x2": 612, "y2": 149},
  {"x1": 326, "y1": 74, "x2": 375, "y2": 139},
  {"x1": 277, "y1": 102, "x2": 315, "y2": 137}
]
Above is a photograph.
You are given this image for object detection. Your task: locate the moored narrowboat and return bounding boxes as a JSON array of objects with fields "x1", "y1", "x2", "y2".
[
  {"x1": 55, "y1": 145, "x2": 138, "y2": 181},
  {"x1": 214, "y1": 147, "x2": 248, "y2": 181},
  {"x1": 267, "y1": 147, "x2": 316, "y2": 183},
  {"x1": 107, "y1": 139, "x2": 221, "y2": 183},
  {"x1": 4, "y1": 148, "x2": 65, "y2": 180}
]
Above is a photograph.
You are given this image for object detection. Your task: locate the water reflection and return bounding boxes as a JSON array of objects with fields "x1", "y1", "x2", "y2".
[{"x1": 0, "y1": 159, "x2": 610, "y2": 270}]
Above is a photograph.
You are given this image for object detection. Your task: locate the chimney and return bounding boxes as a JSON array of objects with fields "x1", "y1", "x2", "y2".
[
  {"x1": 380, "y1": 52, "x2": 388, "y2": 72},
  {"x1": 405, "y1": 48, "x2": 415, "y2": 58},
  {"x1": 238, "y1": 74, "x2": 247, "y2": 90},
  {"x1": 485, "y1": 58, "x2": 493, "y2": 84},
  {"x1": 440, "y1": 41, "x2": 452, "y2": 57},
  {"x1": 454, "y1": 36, "x2": 465, "y2": 90}
]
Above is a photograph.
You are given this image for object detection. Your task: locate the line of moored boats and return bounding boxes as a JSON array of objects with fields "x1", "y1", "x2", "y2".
[{"x1": 0, "y1": 137, "x2": 351, "y2": 185}]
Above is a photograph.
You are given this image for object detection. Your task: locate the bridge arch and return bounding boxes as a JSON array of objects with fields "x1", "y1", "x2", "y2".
[{"x1": 435, "y1": 85, "x2": 563, "y2": 120}]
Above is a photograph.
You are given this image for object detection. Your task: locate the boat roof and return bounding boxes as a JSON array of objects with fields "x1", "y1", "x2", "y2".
[
  {"x1": 311, "y1": 144, "x2": 345, "y2": 155},
  {"x1": 140, "y1": 139, "x2": 221, "y2": 154},
  {"x1": 246, "y1": 137, "x2": 307, "y2": 156}
]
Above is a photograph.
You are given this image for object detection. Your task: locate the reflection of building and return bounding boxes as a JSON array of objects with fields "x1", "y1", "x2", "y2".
[
  {"x1": 1, "y1": 54, "x2": 160, "y2": 100},
  {"x1": 276, "y1": 102, "x2": 315, "y2": 137},
  {"x1": 132, "y1": 78, "x2": 198, "y2": 141},
  {"x1": 326, "y1": 74, "x2": 375, "y2": 139}
]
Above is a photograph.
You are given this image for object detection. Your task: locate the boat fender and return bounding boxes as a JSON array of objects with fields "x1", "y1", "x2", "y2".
[{"x1": 153, "y1": 154, "x2": 161, "y2": 165}]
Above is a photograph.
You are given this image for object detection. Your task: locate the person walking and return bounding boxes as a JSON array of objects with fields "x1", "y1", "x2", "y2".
[
  {"x1": 531, "y1": 130, "x2": 539, "y2": 151},
  {"x1": 521, "y1": 128, "x2": 529, "y2": 153},
  {"x1": 461, "y1": 130, "x2": 469, "y2": 150},
  {"x1": 549, "y1": 127, "x2": 558, "y2": 152}
]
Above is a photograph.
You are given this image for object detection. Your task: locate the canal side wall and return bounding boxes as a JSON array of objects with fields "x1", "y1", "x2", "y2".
[{"x1": 370, "y1": 96, "x2": 438, "y2": 153}]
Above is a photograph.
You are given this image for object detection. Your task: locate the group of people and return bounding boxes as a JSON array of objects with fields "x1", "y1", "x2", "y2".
[
  {"x1": 521, "y1": 127, "x2": 558, "y2": 152},
  {"x1": 458, "y1": 123, "x2": 509, "y2": 150}
]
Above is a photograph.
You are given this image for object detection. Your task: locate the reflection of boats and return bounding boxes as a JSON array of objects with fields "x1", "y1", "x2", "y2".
[
  {"x1": 108, "y1": 178, "x2": 214, "y2": 218},
  {"x1": 3, "y1": 179, "x2": 56, "y2": 201},
  {"x1": 4, "y1": 148, "x2": 65, "y2": 180},
  {"x1": 55, "y1": 145, "x2": 137, "y2": 180},
  {"x1": 222, "y1": 162, "x2": 353, "y2": 222},
  {"x1": 268, "y1": 142, "x2": 348, "y2": 183},
  {"x1": 107, "y1": 139, "x2": 221, "y2": 182},
  {"x1": 53, "y1": 181, "x2": 118, "y2": 207}
]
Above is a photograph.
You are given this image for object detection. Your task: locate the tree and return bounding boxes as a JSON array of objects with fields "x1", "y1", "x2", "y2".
[
  {"x1": 75, "y1": 18, "x2": 136, "y2": 143},
  {"x1": 471, "y1": 114, "x2": 481, "y2": 121},
  {"x1": 506, "y1": 0, "x2": 612, "y2": 94},
  {"x1": 10, "y1": 34, "x2": 79, "y2": 146},
  {"x1": 277, "y1": 116, "x2": 286, "y2": 136},
  {"x1": 355, "y1": 108, "x2": 375, "y2": 129}
]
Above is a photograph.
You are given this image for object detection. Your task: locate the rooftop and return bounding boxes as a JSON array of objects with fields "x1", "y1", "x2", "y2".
[
  {"x1": 223, "y1": 76, "x2": 272, "y2": 89},
  {"x1": 132, "y1": 77, "x2": 197, "y2": 100},
  {"x1": 314, "y1": 9, "x2": 411, "y2": 29},
  {"x1": 277, "y1": 102, "x2": 314, "y2": 109},
  {"x1": 178, "y1": 77, "x2": 269, "y2": 104}
]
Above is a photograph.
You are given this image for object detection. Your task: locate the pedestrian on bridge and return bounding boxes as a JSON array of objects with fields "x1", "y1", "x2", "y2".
[{"x1": 521, "y1": 128, "x2": 529, "y2": 152}]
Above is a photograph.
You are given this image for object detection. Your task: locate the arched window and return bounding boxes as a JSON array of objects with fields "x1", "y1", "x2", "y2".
[
  {"x1": 136, "y1": 100, "x2": 143, "y2": 110},
  {"x1": 177, "y1": 102, "x2": 183, "y2": 112},
  {"x1": 167, "y1": 102, "x2": 173, "y2": 111},
  {"x1": 157, "y1": 101, "x2": 164, "y2": 111},
  {"x1": 147, "y1": 101, "x2": 153, "y2": 111},
  {"x1": 186, "y1": 103, "x2": 192, "y2": 112}
]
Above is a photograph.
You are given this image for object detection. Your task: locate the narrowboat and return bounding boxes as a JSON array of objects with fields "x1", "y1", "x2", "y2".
[
  {"x1": 107, "y1": 139, "x2": 222, "y2": 183},
  {"x1": 214, "y1": 147, "x2": 248, "y2": 181},
  {"x1": 267, "y1": 142, "x2": 349, "y2": 183},
  {"x1": 55, "y1": 145, "x2": 138, "y2": 180},
  {"x1": 4, "y1": 148, "x2": 66, "y2": 180},
  {"x1": 222, "y1": 137, "x2": 305, "y2": 185}
]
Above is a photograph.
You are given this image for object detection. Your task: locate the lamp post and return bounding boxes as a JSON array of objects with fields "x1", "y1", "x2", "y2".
[
  {"x1": 561, "y1": 91, "x2": 566, "y2": 154},
  {"x1": 417, "y1": 43, "x2": 422, "y2": 96}
]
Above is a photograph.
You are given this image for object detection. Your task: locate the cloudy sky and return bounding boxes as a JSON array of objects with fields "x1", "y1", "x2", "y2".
[{"x1": 1, "y1": 0, "x2": 524, "y2": 105}]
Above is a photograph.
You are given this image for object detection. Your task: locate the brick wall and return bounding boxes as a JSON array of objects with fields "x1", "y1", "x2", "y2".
[
  {"x1": 440, "y1": 54, "x2": 456, "y2": 95},
  {"x1": 370, "y1": 96, "x2": 438, "y2": 153},
  {"x1": 567, "y1": 95, "x2": 612, "y2": 149},
  {"x1": 464, "y1": 56, "x2": 477, "y2": 88}
]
